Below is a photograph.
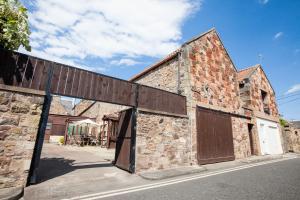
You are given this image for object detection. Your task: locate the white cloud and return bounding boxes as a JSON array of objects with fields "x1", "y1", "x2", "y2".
[
  {"x1": 21, "y1": 0, "x2": 200, "y2": 71},
  {"x1": 286, "y1": 84, "x2": 300, "y2": 94},
  {"x1": 110, "y1": 58, "x2": 141, "y2": 66},
  {"x1": 259, "y1": 0, "x2": 269, "y2": 5},
  {"x1": 273, "y1": 32, "x2": 283, "y2": 40}
]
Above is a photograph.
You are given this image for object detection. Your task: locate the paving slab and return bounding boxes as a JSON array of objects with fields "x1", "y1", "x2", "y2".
[{"x1": 0, "y1": 186, "x2": 23, "y2": 200}]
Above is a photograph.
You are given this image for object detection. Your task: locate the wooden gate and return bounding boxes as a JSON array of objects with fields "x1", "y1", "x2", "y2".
[
  {"x1": 114, "y1": 108, "x2": 136, "y2": 173},
  {"x1": 196, "y1": 106, "x2": 235, "y2": 165}
]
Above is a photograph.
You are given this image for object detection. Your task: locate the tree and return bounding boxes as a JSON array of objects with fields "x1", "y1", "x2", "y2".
[{"x1": 0, "y1": 0, "x2": 31, "y2": 51}]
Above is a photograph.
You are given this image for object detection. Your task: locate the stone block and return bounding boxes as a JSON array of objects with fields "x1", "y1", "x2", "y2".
[
  {"x1": 19, "y1": 115, "x2": 40, "y2": 128},
  {"x1": 11, "y1": 103, "x2": 30, "y2": 114}
]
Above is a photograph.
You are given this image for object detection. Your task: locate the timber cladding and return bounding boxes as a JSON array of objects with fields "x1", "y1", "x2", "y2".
[
  {"x1": 196, "y1": 106, "x2": 235, "y2": 164},
  {"x1": 0, "y1": 49, "x2": 187, "y2": 115}
]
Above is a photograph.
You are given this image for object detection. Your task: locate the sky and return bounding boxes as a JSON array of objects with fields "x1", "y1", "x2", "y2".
[{"x1": 19, "y1": 0, "x2": 300, "y2": 120}]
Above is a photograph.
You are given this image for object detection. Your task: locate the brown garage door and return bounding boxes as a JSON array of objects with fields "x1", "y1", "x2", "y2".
[{"x1": 196, "y1": 106, "x2": 235, "y2": 165}]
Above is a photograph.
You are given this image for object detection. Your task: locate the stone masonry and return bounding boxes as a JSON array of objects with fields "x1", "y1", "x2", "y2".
[
  {"x1": 132, "y1": 29, "x2": 251, "y2": 165},
  {"x1": 238, "y1": 65, "x2": 281, "y2": 155},
  {"x1": 0, "y1": 89, "x2": 44, "y2": 189},
  {"x1": 282, "y1": 122, "x2": 300, "y2": 153},
  {"x1": 135, "y1": 111, "x2": 190, "y2": 172}
]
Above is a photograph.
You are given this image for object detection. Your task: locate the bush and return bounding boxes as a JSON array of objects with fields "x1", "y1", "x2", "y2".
[{"x1": 0, "y1": 0, "x2": 31, "y2": 51}]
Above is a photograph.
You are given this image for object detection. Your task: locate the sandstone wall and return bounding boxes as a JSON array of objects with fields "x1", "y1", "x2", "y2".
[
  {"x1": 0, "y1": 89, "x2": 44, "y2": 189},
  {"x1": 231, "y1": 117, "x2": 251, "y2": 159},
  {"x1": 135, "y1": 57, "x2": 179, "y2": 93},
  {"x1": 249, "y1": 67, "x2": 278, "y2": 117},
  {"x1": 135, "y1": 111, "x2": 190, "y2": 172},
  {"x1": 186, "y1": 30, "x2": 246, "y2": 163},
  {"x1": 282, "y1": 124, "x2": 300, "y2": 153}
]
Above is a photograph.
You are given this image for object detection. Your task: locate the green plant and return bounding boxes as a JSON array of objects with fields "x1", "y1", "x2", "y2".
[
  {"x1": 279, "y1": 118, "x2": 288, "y2": 127},
  {"x1": 0, "y1": 0, "x2": 31, "y2": 51}
]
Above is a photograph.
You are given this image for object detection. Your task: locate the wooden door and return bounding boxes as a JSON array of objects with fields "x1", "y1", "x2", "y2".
[
  {"x1": 196, "y1": 106, "x2": 235, "y2": 165},
  {"x1": 114, "y1": 108, "x2": 136, "y2": 173}
]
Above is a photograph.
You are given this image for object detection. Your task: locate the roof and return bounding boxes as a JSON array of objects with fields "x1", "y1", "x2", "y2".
[
  {"x1": 61, "y1": 99, "x2": 73, "y2": 115},
  {"x1": 102, "y1": 113, "x2": 119, "y2": 121},
  {"x1": 237, "y1": 65, "x2": 260, "y2": 82},
  {"x1": 129, "y1": 49, "x2": 181, "y2": 81},
  {"x1": 129, "y1": 28, "x2": 221, "y2": 82},
  {"x1": 290, "y1": 121, "x2": 300, "y2": 129},
  {"x1": 238, "y1": 64, "x2": 275, "y2": 94}
]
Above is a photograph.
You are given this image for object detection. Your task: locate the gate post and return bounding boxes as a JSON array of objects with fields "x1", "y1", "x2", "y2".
[
  {"x1": 129, "y1": 84, "x2": 139, "y2": 173},
  {"x1": 27, "y1": 64, "x2": 53, "y2": 185}
]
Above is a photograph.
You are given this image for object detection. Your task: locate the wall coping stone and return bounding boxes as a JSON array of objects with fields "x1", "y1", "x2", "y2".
[
  {"x1": 137, "y1": 108, "x2": 189, "y2": 118},
  {"x1": 0, "y1": 84, "x2": 45, "y2": 96}
]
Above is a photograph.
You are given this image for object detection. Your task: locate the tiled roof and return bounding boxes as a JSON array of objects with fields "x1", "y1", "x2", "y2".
[{"x1": 237, "y1": 65, "x2": 259, "y2": 82}]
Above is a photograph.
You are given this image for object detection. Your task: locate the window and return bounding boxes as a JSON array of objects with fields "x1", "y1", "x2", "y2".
[{"x1": 261, "y1": 90, "x2": 270, "y2": 114}]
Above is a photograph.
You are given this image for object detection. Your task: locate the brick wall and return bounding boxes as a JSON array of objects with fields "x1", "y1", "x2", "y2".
[
  {"x1": 135, "y1": 111, "x2": 190, "y2": 172},
  {"x1": 0, "y1": 89, "x2": 44, "y2": 189}
]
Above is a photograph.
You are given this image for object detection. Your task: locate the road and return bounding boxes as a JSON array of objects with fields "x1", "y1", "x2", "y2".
[{"x1": 73, "y1": 157, "x2": 300, "y2": 200}]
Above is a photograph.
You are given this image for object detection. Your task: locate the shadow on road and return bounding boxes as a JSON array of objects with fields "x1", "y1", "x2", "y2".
[{"x1": 37, "y1": 157, "x2": 113, "y2": 183}]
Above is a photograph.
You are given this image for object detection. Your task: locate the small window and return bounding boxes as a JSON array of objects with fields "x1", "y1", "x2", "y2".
[
  {"x1": 239, "y1": 83, "x2": 245, "y2": 89},
  {"x1": 261, "y1": 90, "x2": 267, "y2": 102},
  {"x1": 295, "y1": 131, "x2": 298, "y2": 136}
]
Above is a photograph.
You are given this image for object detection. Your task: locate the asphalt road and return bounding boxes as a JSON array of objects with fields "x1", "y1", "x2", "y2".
[{"x1": 102, "y1": 158, "x2": 300, "y2": 200}]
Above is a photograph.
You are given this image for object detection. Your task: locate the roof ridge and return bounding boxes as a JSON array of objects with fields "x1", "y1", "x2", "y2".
[
  {"x1": 238, "y1": 64, "x2": 260, "y2": 73},
  {"x1": 129, "y1": 28, "x2": 216, "y2": 81}
]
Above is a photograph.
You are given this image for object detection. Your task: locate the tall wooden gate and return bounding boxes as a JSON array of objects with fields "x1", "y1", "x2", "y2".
[
  {"x1": 196, "y1": 106, "x2": 235, "y2": 165},
  {"x1": 114, "y1": 108, "x2": 136, "y2": 173}
]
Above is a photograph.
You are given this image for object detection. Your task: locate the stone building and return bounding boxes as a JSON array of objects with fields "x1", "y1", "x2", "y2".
[
  {"x1": 49, "y1": 95, "x2": 73, "y2": 115},
  {"x1": 73, "y1": 100, "x2": 128, "y2": 123},
  {"x1": 237, "y1": 65, "x2": 283, "y2": 156},
  {"x1": 282, "y1": 121, "x2": 300, "y2": 153},
  {"x1": 129, "y1": 28, "x2": 283, "y2": 171}
]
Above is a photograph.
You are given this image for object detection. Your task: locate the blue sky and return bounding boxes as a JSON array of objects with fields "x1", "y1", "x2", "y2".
[{"x1": 20, "y1": 0, "x2": 300, "y2": 120}]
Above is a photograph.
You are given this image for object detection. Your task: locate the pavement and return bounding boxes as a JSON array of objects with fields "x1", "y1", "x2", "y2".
[
  {"x1": 18, "y1": 145, "x2": 299, "y2": 200},
  {"x1": 67, "y1": 155, "x2": 300, "y2": 200},
  {"x1": 0, "y1": 186, "x2": 23, "y2": 200},
  {"x1": 23, "y1": 143, "x2": 149, "y2": 200}
]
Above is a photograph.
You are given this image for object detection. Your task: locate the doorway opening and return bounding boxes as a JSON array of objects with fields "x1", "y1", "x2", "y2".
[
  {"x1": 33, "y1": 95, "x2": 135, "y2": 186},
  {"x1": 248, "y1": 123, "x2": 255, "y2": 155}
]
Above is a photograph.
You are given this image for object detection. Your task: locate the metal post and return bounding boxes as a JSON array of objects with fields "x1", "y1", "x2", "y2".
[{"x1": 27, "y1": 64, "x2": 53, "y2": 185}]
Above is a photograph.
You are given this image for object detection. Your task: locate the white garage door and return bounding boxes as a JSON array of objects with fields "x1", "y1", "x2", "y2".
[{"x1": 256, "y1": 118, "x2": 283, "y2": 155}]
